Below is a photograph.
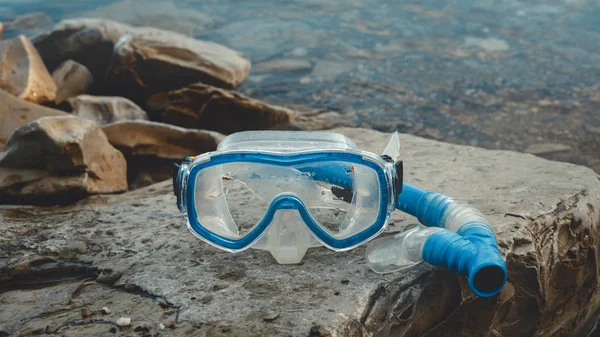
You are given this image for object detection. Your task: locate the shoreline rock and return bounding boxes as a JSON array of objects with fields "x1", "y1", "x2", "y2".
[
  {"x1": 52, "y1": 60, "x2": 94, "y2": 104},
  {"x1": 0, "y1": 89, "x2": 65, "y2": 151},
  {"x1": 68, "y1": 95, "x2": 149, "y2": 125},
  {"x1": 32, "y1": 19, "x2": 132, "y2": 78},
  {"x1": 0, "y1": 116, "x2": 127, "y2": 204},
  {"x1": 106, "y1": 27, "x2": 251, "y2": 104},
  {"x1": 0, "y1": 35, "x2": 57, "y2": 104},
  {"x1": 152, "y1": 83, "x2": 294, "y2": 134},
  {"x1": 102, "y1": 120, "x2": 223, "y2": 159}
]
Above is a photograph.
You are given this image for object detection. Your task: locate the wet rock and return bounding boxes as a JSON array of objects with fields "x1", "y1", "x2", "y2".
[
  {"x1": 106, "y1": 28, "x2": 251, "y2": 104},
  {"x1": 2, "y1": 128, "x2": 600, "y2": 336},
  {"x1": 310, "y1": 60, "x2": 354, "y2": 80},
  {"x1": 254, "y1": 59, "x2": 312, "y2": 73},
  {"x1": 0, "y1": 116, "x2": 127, "y2": 204},
  {"x1": 0, "y1": 89, "x2": 65, "y2": 151},
  {"x1": 4, "y1": 12, "x2": 52, "y2": 32},
  {"x1": 68, "y1": 95, "x2": 149, "y2": 125},
  {"x1": 524, "y1": 143, "x2": 572, "y2": 155},
  {"x1": 0, "y1": 35, "x2": 57, "y2": 104},
  {"x1": 52, "y1": 60, "x2": 94, "y2": 103},
  {"x1": 152, "y1": 83, "x2": 294, "y2": 134},
  {"x1": 102, "y1": 120, "x2": 222, "y2": 159},
  {"x1": 212, "y1": 19, "x2": 314, "y2": 62},
  {"x1": 82, "y1": 0, "x2": 218, "y2": 36},
  {"x1": 32, "y1": 19, "x2": 132, "y2": 78},
  {"x1": 464, "y1": 37, "x2": 509, "y2": 52}
]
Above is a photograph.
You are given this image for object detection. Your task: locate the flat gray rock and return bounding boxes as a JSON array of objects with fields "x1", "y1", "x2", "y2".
[{"x1": 1, "y1": 128, "x2": 599, "y2": 336}]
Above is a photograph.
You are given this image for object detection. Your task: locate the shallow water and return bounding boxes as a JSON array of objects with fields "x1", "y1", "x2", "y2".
[{"x1": 2, "y1": 0, "x2": 600, "y2": 172}]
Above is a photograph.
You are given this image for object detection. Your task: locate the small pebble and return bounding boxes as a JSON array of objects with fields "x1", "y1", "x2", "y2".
[
  {"x1": 101, "y1": 307, "x2": 111, "y2": 314},
  {"x1": 124, "y1": 284, "x2": 137, "y2": 292},
  {"x1": 263, "y1": 312, "x2": 280, "y2": 322},
  {"x1": 81, "y1": 308, "x2": 94, "y2": 318},
  {"x1": 134, "y1": 325, "x2": 150, "y2": 333},
  {"x1": 340, "y1": 279, "x2": 350, "y2": 285},
  {"x1": 159, "y1": 323, "x2": 166, "y2": 330},
  {"x1": 162, "y1": 309, "x2": 177, "y2": 317},
  {"x1": 116, "y1": 317, "x2": 132, "y2": 327},
  {"x1": 96, "y1": 270, "x2": 122, "y2": 286},
  {"x1": 164, "y1": 321, "x2": 176, "y2": 329},
  {"x1": 159, "y1": 299, "x2": 169, "y2": 308},
  {"x1": 200, "y1": 294, "x2": 213, "y2": 304}
]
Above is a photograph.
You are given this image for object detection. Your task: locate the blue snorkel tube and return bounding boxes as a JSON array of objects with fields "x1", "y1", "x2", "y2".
[{"x1": 368, "y1": 183, "x2": 507, "y2": 298}]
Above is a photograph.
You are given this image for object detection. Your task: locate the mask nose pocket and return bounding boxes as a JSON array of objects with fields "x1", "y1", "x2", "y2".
[{"x1": 253, "y1": 209, "x2": 321, "y2": 264}]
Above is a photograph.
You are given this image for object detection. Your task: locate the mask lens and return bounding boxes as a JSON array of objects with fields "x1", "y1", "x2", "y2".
[
  {"x1": 192, "y1": 160, "x2": 382, "y2": 241},
  {"x1": 298, "y1": 162, "x2": 381, "y2": 239}
]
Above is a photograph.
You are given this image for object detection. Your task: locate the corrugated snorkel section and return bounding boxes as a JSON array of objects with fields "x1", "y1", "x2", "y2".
[{"x1": 396, "y1": 183, "x2": 507, "y2": 297}]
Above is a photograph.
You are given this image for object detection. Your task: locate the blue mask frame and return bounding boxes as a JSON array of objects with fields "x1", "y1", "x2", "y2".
[{"x1": 179, "y1": 150, "x2": 396, "y2": 251}]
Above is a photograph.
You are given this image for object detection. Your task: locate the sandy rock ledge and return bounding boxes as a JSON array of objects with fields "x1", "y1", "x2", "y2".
[{"x1": 0, "y1": 128, "x2": 599, "y2": 336}]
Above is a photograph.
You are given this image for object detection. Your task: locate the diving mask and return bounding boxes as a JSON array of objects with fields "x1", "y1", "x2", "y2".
[{"x1": 173, "y1": 130, "x2": 403, "y2": 264}]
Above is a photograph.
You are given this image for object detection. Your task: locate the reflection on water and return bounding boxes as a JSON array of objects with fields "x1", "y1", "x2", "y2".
[{"x1": 1, "y1": 0, "x2": 600, "y2": 172}]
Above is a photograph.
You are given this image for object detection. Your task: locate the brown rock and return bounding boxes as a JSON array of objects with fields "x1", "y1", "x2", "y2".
[
  {"x1": 52, "y1": 60, "x2": 94, "y2": 103},
  {"x1": 102, "y1": 120, "x2": 222, "y2": 159},
  {"x1": 0, "y1": 168, "x2": 47, "y2": 190},
  {"x1": 102, "y1": 120, "x2": 222, "y2": 189},
  {"x1": 106, "y1": 28, "x2": 251, "y2": 103},
  {"x1": 152, "y1": 83, "x2": 294, "y2": 134},
  {"x1": 68, "y1": 95, "x2": 148, "y2": 125},
  {"x1": 0, "y1": 116, "x2": 127, "y2": 204},
  {"x1": 0, "y1": 35, "x2": 57, "y2": 104},
  {"x1": 0, "y1": 89, "x2": 65, "y2": 151},
  {"x1": 32, "y1": 19, "x2": 132, "y2": 78}
]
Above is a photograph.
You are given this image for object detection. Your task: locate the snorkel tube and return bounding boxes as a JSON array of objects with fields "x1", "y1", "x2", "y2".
[{"x1": 367, "y1": 183, "x2": 507, "y2": 298}]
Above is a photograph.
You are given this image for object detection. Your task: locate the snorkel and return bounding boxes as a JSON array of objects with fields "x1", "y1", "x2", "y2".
[
  {"x1": 367, "y1": 132, "x2": 507, "y2": 298},
  {"x1": 174, "y1": 130, "x2": 507, "y2": 297},
  {"x1": 366, "y1": 186, "x2": 507, "y2": 297}
]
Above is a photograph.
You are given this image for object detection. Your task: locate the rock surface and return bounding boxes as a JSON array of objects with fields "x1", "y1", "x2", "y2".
[
  {"x1": 102, "y1": 120, "x2": 223, "y2": 159},
  {"x1": 81, "y1": 0, "x2": 218, "y2": 36},
  {"x1": 52, "y1": 60, "x2": 94, "y2": 103},
  {"x1": 106, "y1": 28, "x2": 251, "y2": 103},
  {"x1": 68, "y1": 95, "x2": 148, "y2": 125},
  {"x1": 0, "y1": 116, "x2": 127, "y2": 204},
  {"x1": 0, "y1": 35, "x2": 57, "y2": 104},
  {"x1": 0, "y1": 89, "x2": 65, "y2": 151},
  {"x1": 152, "y1": 83, "x2": 294, "y2": 134},
  {"x1": 1, "y1": 128, "x2": 599, "y2": 336},
  {"x1": 102, "y1": 120, "x2": 223, "y2": 190},
  {"x1": 32, "y1": 19, "x2": 132, "y2": 78}
]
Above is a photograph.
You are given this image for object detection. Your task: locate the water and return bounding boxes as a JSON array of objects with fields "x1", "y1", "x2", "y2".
[{"x1": 2, "y1": 0, "x2": 600, "y2": 172}]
